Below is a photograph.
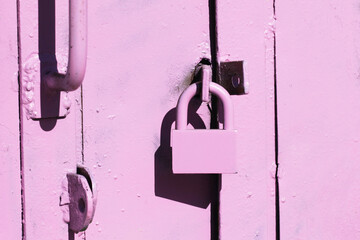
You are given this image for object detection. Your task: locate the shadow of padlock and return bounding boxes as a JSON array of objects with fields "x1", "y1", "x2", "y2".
[
  {"x1": 60, "y1": 165, "x2": 97, "y2": 233},
  {"x1": 171, "y1": 82, "x2": 238, "y2": 173}
]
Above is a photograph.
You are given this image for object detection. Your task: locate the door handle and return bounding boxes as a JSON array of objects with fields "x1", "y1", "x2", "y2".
[{"x1": 45, "y1": 0, "x2": 87, "y2": 92}]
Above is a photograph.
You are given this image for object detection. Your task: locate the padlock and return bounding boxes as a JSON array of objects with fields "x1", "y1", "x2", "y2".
[{"x1": 171, "y1": 81, "x2": 238, "y2": 173}]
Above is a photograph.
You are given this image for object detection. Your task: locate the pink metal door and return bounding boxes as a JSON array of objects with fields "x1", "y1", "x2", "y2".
[
  {"x1": 8, "y1": 0, "x2": 277, "y2": 239},
  {"x1": 83, "y1": 0, "x2": 213, "y2": 239},
  {"x1": 4, "y1": 0, "x2": 360, "y2": 239}
]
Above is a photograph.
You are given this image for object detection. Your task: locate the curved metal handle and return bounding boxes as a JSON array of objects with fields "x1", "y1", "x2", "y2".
[
  {"x1": 45, "y1": 0, "x2": 87, "y2": 92},
  {"x1": 175, "y1": 82, "x2": 234, "y2": 130}
]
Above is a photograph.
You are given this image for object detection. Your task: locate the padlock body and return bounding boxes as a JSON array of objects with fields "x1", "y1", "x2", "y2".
[{"x1": 171, "y1": 129, "x2": 238, "y2": 173}]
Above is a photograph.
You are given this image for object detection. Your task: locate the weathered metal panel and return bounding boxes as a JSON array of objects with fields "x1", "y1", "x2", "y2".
[{"x1": 277, "y1": 0, "x2": 360, "y2": 238}]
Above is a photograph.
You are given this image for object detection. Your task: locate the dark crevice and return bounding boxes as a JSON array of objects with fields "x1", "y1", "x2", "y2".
[
  {"x1": 209, "y1": 0, "x2": 220, "y2": 239},
  {"x1": 209, "y1": 0, "x2": 219, "y2": 83},
  {"x1": 273, "y1": 0, "x2": 280, "y2": 240},
  {"x1": 68, "y1": 227, "x2": 75, "y2": 240},
  {"x1": 31, "y1": 116, "x2": 66, "y2": 121},
  {"x1": 81, "y1": 86, "x2": 85, "y2": 165},
  {"x1": 76, "y1": 166, "x2": 93, "y2": 192},
  {"x1": 210, "y1": 174, "x2": 220, "y2": 240},
  {"x1": 80, "y1": 49, "x2": 86, "y2": 240},
  {"x1": 16, "y1": 0, "x2": 26, "y2": 239}
]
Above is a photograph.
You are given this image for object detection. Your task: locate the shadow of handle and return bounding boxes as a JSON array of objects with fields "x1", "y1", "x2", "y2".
[{"x1": 45, "y1": 0, "x2": 87, "y2": 92}]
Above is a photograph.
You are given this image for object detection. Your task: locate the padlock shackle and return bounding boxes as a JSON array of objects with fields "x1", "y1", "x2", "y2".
[{"x1": 175, "y1": 82, "x2": 234, "y2": 130}]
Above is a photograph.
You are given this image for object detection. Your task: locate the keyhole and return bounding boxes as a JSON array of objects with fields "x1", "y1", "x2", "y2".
[
  {"x1": 231, "y1": 75, "x2": 241, "y2": 88},
  {"x1": 78, "y1": 198, "x2": 86, "y2": 213}
]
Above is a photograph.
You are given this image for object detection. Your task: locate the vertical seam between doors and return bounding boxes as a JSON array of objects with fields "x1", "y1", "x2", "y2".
[
  {"x1": 273, "y1": 0, "x2": 280, "y2": 239},
  {"x1": 81, "y1": 86, "x2": 85, "y2": 165},
  {"x1": 16, "y1": 0, "x2": 26, "y2": 239},
  {"x1": 81, "y1": 86, "x2": 86, "y2": 240},
  {"x1": 209, "y1": 0, "x2": 220, "y2": 239}
]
